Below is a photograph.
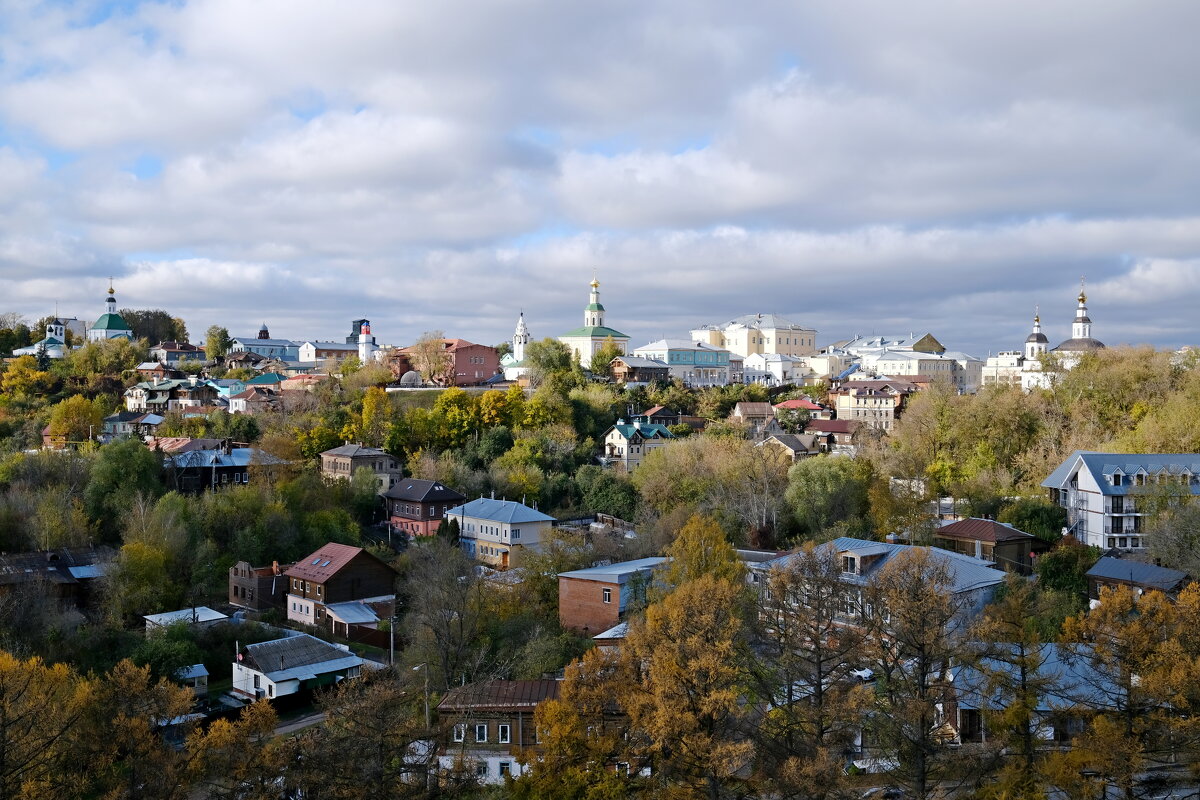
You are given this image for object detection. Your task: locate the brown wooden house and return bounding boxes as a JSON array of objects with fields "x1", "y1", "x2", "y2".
[
  {"x1": 383, "y1": 478, "x2": 467, "y2": 539},
  {"x1": 284, "y1": 543, "x2": 397, "y2": 627},
  {"x1": 932, "y1": 518, "x2": 1051, "y2": 575},
  {"x1": 228, "y1": 560, "x2": 294, "y2": 611},
  {"x1": 438, "y1": 680, "x2": 561, "y2": 784}
]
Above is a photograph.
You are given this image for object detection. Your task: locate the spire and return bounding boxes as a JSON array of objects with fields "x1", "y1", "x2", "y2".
[
  {"x1": 1072, "y1": 277, "x2": 1092, "y2": 340},
  {"x1": 104, "y1": 278, "x2": 117, "y2": 315},
  {"x1": 1025, "y1": 304, "x2": 1048, "y2": 358},
  {"x1": 585, "y1": 274, "x2": 604, "y2": 328},
  {"x1": 512, "y1": 311, "x2": 530, "y2": 362}
]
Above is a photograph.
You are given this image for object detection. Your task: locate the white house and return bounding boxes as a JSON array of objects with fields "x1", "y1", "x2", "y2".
[
  {"x1": 232, "y1": 633, "x2": 362, "y2": 700},
  {"x1": 1041, "y1": 451, "x2": 1200, "y2": 551},
  {"x1": 446, "y1": 498, "x2": 556, "y2": 569},
  {"x1": 691, "y1": 313, "x2": 818, "y2": 359},
  {"x1": 601, "y1": 419, "x2": 675, "y2": 472}
]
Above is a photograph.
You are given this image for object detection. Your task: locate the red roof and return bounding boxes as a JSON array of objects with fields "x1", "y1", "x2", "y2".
[
  {"x1": 285, "y1": 543, "x2": 369, "y2": 582},
  {"x1": 774, "y1": 397, "x2": 823, "y2": 411},
  {"x1": 936, "y1": 518, "x2": 1038, "y2": 543}
]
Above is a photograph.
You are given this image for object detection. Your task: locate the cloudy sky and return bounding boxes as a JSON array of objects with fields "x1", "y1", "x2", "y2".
[{"x1": 2, "y1": 0, "x2": 1199, "y2": 356}]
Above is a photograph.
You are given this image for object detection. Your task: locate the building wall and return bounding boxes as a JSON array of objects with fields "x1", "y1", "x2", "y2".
[
  {"x1": 559, "y1": 577, "x2": 622, "y2": 634},
  {"x1": 456, "y1": 515, "x2": 554, "y2": 567},
  {"x1": 450, "y1": 343, "x2": 501, "y2": 386}
]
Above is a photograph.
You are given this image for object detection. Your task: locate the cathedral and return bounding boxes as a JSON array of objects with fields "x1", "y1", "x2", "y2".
[{"x1": 982, "y1": 280, "x2": 1106, "y2": 390}]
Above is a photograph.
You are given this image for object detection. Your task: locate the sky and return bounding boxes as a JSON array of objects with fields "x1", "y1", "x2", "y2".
[{"x1": 2, "y1": 0, "x2": 1200, "y2": 357}]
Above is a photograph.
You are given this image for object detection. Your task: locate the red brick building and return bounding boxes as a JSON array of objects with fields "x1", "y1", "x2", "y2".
[
  {"x1": 557, "y1": 557, "x2": 666, "y2": 635},
  {"x1": 399, "y1": 339, "x2": 500, "y2": 386},
  {"x1": 285, "y1": 543, "x2": 397, "y2": 627},
  {"x1": 383, "y1": 479, "x2": 467, "y2": 539}
]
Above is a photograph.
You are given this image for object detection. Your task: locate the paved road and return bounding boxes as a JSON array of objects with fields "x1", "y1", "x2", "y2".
[{"x1": 274, "y1": 711, "x2": 326, "y2": 737}]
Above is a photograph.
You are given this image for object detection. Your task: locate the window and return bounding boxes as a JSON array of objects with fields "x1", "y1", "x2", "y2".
[
  {"x1": 268, "y1": 685, "x2": 274, "y2": 698},
  {"x1": 475, "y1": 724, "x2": 488, "y2": 742},
  {"x1": 453, "y1": 724, "x2": 466, "y2": 742},
  {"x1": 498, "y1": 762, "x2": 512, "y2": 777},
  {"x1": 841, "y1": 556, "x2": 857, "y2": 575},
  {"x1": 475, "y1": 762, "x2": 487, "y2": 777},
  {"x1": 602, "y1": 588, "x2": 612, "y2": 604},
  {"x1": 512, "y1": 529, "x2": 520, "y2": 540},
  {"x1": 498, "y1": 724, "x2": 510, "y2": 743}
]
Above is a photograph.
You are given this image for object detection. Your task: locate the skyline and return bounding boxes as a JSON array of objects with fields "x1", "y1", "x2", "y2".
[{"x1": 3, "y1": 1, "x2": 1200, "y2": 356}]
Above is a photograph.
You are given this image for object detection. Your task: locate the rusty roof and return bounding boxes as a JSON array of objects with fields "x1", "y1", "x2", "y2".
[
  {"x1": 438, "y1": 680, "x2": 561, "y2": 711},
  {"x1": 936, "y1": 518, "x2": 1037, "y2": 543},
  {"x1": 285, "y1": 543, "x2": 375, "y2": 582}
]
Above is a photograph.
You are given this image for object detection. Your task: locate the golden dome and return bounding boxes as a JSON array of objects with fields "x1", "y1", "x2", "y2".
[{"x1": 590, "y1": 277, "x2": 600, "y2": 288}]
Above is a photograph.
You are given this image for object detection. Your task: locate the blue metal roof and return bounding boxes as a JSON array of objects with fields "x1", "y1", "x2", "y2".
[
  {"x1": 833, "y1": 363, "x2": 860, "y2": 381},
  {"x1": 1042, "y1": 450, "x2": 1200, "y2": 496},
  {"x1": 761, "y1": 537, "x2": 1004, "y2": 595},
  {"x1": 446, "y1": 498, "x2": 555, "y2": 524},
  {"x1": 953, "y1": 644, "x2": 1118, "y2": 712}
]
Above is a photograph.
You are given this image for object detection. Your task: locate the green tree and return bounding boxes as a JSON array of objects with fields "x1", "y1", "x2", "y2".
[
  {"x1": 524, "y1": 338, "x2": 574, "y2": 388},
  {"x1": 784, "y1": 456, "x2": 873, "y2": 538},
  {"x1": 204, "y1": 325, "x2": 231, "y2": 361},
  {"x1": 85, "y1": 438, "x2": 163, "y2": 539},
  {"x1": 118, "y1": 309, "x2": 187, "y2": 344},
  {"x1": 47, "y1": 395, "x2": 106, "y2": 443},
  {"x1": 997, "y1": 496, "x2": 1068, "y2": 542},
  {"x1": 588, "y1": 336, "x2": 623, "y2": 376}
]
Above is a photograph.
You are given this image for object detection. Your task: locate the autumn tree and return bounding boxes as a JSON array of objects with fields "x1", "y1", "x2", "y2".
[
  {"x1": 118, "y1": 308, "x2": 187, "y2": 344},
  {"x1": 186, "y1": 700, "x2": 280, "y2": 800},
  {"x1": 863, "y1": 549, "x2": 974, "y2": 800},
  {"x1": 749, "y1": 544, "x2": 869, "y2": 799},
  {"x1": 65, "y1": 337, "x2": 148, "y2": 378},
  {"x1": 785, "y1": 455, "x2": 873, "y2": 538},
  {"x1": 657, "y1": 513, "x2": 745, "y2": 595},
  {"x1": 46, "y1": 395, "x2": 106, "y2": 443},
  {"x1": 407, "y1": 330, "x2": 453, "y2": 385},
  {"x1": 620, "y1": 574, "x2": 754, "y2": 799}
]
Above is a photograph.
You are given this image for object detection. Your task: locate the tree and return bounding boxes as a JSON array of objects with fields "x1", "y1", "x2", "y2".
[
  {"x1": 997, "y1": 496, "x2": 1067, "y2": 542},
  {"x1": 85, "y1": 438, "x2": 163, "y2": 539},
  {"x1": 620, "y1": 574, "x2": 754, "y2": 798},
  {"x1": 359, "y1": 386, "x2": 393, "y2": 447},
  {"x1": 588, "y1": 336, "x2": 622, "y2": 376},
  {"x1": 278, "y1": 669, "x2": 433, "y2": 800},
  {"x1": 46, "y1": 395, "x2": 105, "y2": 443},
  {"x1": 524, "y1": 338, "x2": 574, "y2": 388},
  {"x1": 966, "y1": 575, "x2": 1063, "y2": 797},
  {"x1": 204, "y1": 325, "x2": 231, "y2": 361},
  {"x1": 65, "y1": 338, "x2": 148, "y2": 377},
  {"x1": 0, "y1": 355, "x2": 58, "y2": 402},
  {"x1": 118, "y1": 309, "x2": 187, "y2": 344},
  {"x1": 186, "y1": 700, "x2": 280, "y2": 800},
  {"x1": 864, "y1": 549, "x2": 974, "y2": 800},
  {"x1": 658, "y1": 513, "x2": 745, "y2": 595},
  {"x1": 749, "y1": 544, "x2": 869, "y2": 799},
  {"x1": 785, "y1": 455, "x2": 873, "y2": 538},
  {"x1": 408, "y1": 330, "x2": 453, "y2": 386}
]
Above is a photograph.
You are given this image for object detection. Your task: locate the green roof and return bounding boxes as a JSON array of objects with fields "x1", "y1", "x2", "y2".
[
  {"x1": 91, "y1": 312, "x2": 131, "y2": 332},
  {"x1": 585, "y1": 302, "x2": 605, "y2": 311},
  {"x1": 560, "y1": 325, "x2": 629, "y2": 339}
]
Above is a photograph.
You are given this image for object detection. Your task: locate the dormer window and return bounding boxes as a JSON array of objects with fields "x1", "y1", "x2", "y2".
[
  {"x1": 1136, "y1": 473, "x2": 1148, "y2": 486},
  {"x1": 841, "y1": 556, "x2": 857, "y2": 575}
]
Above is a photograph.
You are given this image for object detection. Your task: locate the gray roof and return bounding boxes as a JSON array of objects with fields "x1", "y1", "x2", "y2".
[
  {"x1": 232, "y1": 337, "x2": 298, "y2": 347},
  {"x1": 178, "y1": 663, "x2": 209, "y2": 680},
  {"x1": 613, "y1": 355, "x2": 669, "y2": 368},
  {"x1": 1086, "y1": 556, "x2": 1189, "y2": 591},
  {"x1": 324, "y1": 601, "x2": 381, "y2": 625},
  {"x1": 559, "y1": 557, "x2": 667, "y2": 584},
  {"x1": 1053, "y1": 336, "x2": 1106, "y2": 352},
  {"x1": 145, "y1": 606, "x2": 228, "y2": 626},
  {"x1": 243, "y1": 633, "x2": 362, "y2": 680},
  {"x1": 446, "y1": 498, "x2": 555, "y2": 524},
  {"x1": 1041, "y1": 450, "x2": 1200, "y2": 496},
  {"x1": 634, "y1": 338, "x2": 727, "y2": 352},
  {"x1": 761, "y1": 537, "x2": 1004, "y2": 595},
  {"x1": 321, "y1": 444, "x2": 390, "y2": 458},
  {"x1": 164, "y1": 447, "x2": 285, "y2": 469},
  {"x1": 704, "y1": 313, "x2": 812, "y2": 331},
  {"x1": 953, "y1": 644, "x2": 1119, "y2": 712}
]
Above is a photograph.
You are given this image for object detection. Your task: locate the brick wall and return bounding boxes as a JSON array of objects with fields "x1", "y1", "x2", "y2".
[{"x1": 558, "y1": 577, "x2": 621, "y2": 634}]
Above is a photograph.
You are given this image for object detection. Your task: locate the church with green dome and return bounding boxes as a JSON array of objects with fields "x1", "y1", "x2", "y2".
[
  {"x1": 558, "y1": 277, "x2": 629, "y2": 367},
  {"x1": 87, "y1": 282, "x2": 134, "y2": 342}
]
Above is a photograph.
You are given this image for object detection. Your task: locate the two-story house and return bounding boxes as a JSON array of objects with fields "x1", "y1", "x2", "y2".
[
  {"x1": 631, "y1": 338, "x2": 732, "y2": 386},
  {"x1": 752, "y1": 537, "x2": 1005, "y2": 628},
  {"x1": 600, "y1": 419, "x2": 675, "y2": 472},
  {"x1": 609, "y1": 355, "x2": 670, "y2": 385},
  {"x1": 447, "y1": 499, "x2": 556, "y2": 569},
  {"x1": 1085, "y1": 556, "x2": 1191, "y2": 608},
  {"x1": 729, "y1": 402, "x2": 781, "y2": 439},
  {"x1": 1041, "y1": 451, "x2": 1200, "y2": 550},
  {"x1": 319, "y1": 444, "x2": 403, "y2": 492},
  {"x1": 558, "y1": 557, "x2": 666, "y2": 635},
  {"x1": 284, "y1": 543, "x2": 398, "y2": 627},
  {"x1": 229, "y1": 560, "x2": 294, "y2": 611},
  {"x1": 149, "y1": 341, "x2": 205, "y2": 364},
  {"x1": 124, "y1": 377, "x2": 219, "y2": 414},
  {"x1": 437, "y1": 680, "x2": 561, "y2": 784},
  {"x1": 383, "y1": 479, "x2": 467, "y2": 538}
]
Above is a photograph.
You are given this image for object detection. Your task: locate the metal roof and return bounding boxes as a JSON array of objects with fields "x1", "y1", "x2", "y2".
[
  {"x1": 446, "y1": 498, "x2": 555, "y2": 524},
  {"x1": 438, "y1": 680, "x2": 561, "y2": 711},
  {"x1": 1086, "y1": 556, "x2": 1189, "y2": 591},
  {"x1": 1041, "y1": 450, "x2": 1200, "y2": 496},
  {"x1": 558, "y1": 557, "x2": 667, "y2": 584},
  {"x1": 144, "y1": 606, "x2": 228, "y2": 626},
  {"x1": 324, "y1": 601, "x2": 381, "y2": 625}
]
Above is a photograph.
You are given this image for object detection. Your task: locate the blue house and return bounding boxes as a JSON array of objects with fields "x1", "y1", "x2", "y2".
[{"x1": 631, "y1": 338, "x2": 732, "y2": 386}]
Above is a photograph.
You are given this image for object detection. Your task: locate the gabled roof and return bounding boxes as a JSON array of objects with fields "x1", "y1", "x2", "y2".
[
  {"x1": 935, "y1": 518, "x2": 1039, "y2": 544},
  {"x1": 438, "y1": 680, "x2": 561, "y2": 712},
  {"x1": 1086, "y1": 557, "x2": 1189, "y2": 591},
  {"x1": 761, "y1": 537, "x2": 1005, "y2": 595},
  {"x1": 246, "y1": 373, "x2": 287, "y2": 385},
  {"x1": 164, "y1": 447, "x2": 284, "y2": 469},
  {"x1": 953, "y1": 644, "x2": 1118, "y2": 712},
  {"x1": 758, "y1": 433, "x2": 819, "y2": 454},
  {"x1": 731, "y1": 402, "x2": 775, "y2": 418},
  {"x1": 612, "y1": 355, "x2": 669, "y2": 368},
  {"x1": 806, "y1": 419, "x2": 862, "y2": 435},
  {"x1": 702, "y1": 313, "x2": 811, "y2": 331},
  {"x1": 232, "y1": 337, "x2": 297, "y2": 347},
  {"x1": 1041, "y1": 450, "x2": 1200, "y2": 496},
  {"x1": 243, "y1": 633, "x2": 362, "y2": 680},
  {"x1": 607, "y1": 421, "x2": 674, "y2": 441},
  {"x1": 285, "y1": 542, "x2": 392, "y2": 583},
  {"x1": 445, "y1": 498, "x2": 555, "y2": 524},
  {"x1": 774, "y1": 397, "x2": 824, "y2": 411},
  {"x1": 383, "y1": 478, "x2": 466, "y2": 504},
  {"x1": 144, "y1": 606, "x2": 228, "y2": 626},
  {"x1": 634, "y1": 338, "x2": 726, "y2": 353}
]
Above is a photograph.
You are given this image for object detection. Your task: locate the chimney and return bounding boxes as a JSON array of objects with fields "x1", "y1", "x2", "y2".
[{"x1": 272, "y1": 560, "x2": 280, "y2": 575}]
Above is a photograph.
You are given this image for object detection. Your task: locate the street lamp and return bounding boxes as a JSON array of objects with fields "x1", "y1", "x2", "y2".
[{"x1": 413, "y1": 662, "x2": 431, "y2": 729}]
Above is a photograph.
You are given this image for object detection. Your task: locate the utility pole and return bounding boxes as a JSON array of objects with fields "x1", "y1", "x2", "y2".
[{"x1": 413, "y1": 662, "x2": 430, "y2": 729}]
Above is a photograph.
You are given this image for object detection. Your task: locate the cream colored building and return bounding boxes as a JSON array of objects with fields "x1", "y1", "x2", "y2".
[
  {"x1": 691, "y1": 313, "x2": 817, "y2": 359},
  {"x1": 447, "y1": 498, "x2": 556, "y2": 569}
]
